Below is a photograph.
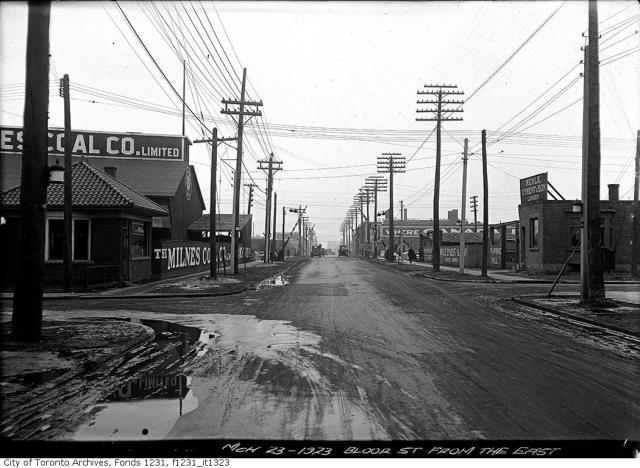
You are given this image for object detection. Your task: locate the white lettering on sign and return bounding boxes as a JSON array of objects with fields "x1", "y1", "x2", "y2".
[
  {"x1": 1, "y1": 130, "x2": 12, "y2": 150},
  {"x1": 163, "y1": 246, "x2": 212, "y2": 271},
  {"x1": 107, "y1": 136, "x2": 119, "y2": 155},
  {"x1": 56, "y1": 133, "x2": 64, "y2": 152},
  {"x1": 121, "y1": 137, "x2": 134, "y2": 155},
  {"x1": 88, "y1": 135, "x2": 100, "y2": 154},
  {"x1": 72, "y1": 135, "x2": 87, "y2": 153}
]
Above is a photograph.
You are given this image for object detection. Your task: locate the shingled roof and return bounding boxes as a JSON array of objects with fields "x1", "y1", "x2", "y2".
[
  {"x1": 188, "y1": 213, "x2": 252, "y2": 232},
  {"x1": 0, "y1": 161, "x2": 167, "y2": 216}
]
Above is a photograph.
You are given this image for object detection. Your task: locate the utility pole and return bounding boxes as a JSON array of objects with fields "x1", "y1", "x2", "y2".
[
  {"x1": 632, "y1": 129, "x2": 639, "y2": 277},
  {"x1": 298, "y1": 205, "x2": 302, "y2": 255},
  {"x1": 459, "y1": 138, "x2": 469, "y2": 273},
  {"x1": 281, "y1": 205, "x2": 285, "y2": 260},
  {"x1": 12, "y1": 1, "x2": 51, "y2": 341},
  {"x1": 399, "y1": 200, "x2": 404, "y2": 256},
  {"x1": 581, "y1": 0, "x2": 605, "y2": 303},
  {"x1": 353, "y1": 206, "x2": 359, "y2": 256},
  {"x1": 181, "y1": 59, "x2": 186, "y2": 135},
  {"x1": 221, "y1": 68, "x2": 262, "y2": 274},
  {"x1": 258, "y1": 153, "x2": 282, "y2": 264},
  {"x1": 378, "y1": 153, "x2": 405, "y2": 260},
  {"x1": 194, "y1": 129, "x2": 238, "y2": 280},
  {"x1": 364, "y1": 187, "x2": 372, "y2": 257},
  {"x1": 244, "y1": 183, "x2": 257, "y2": 215},
  {"x1": 366, "y1": 176, "x2": 387, "y2": 259},
  {"x1": 60, "y1": 74, "x2": 72, "y2": 292},
  {"x1": 417, "y1": 84, "x2": 464, "y2": 272},
  {"x1": 470, "y1": 195, "x2": 479, "y2": 232},
  {"x1": 272, "y1": 192, "x2": 277, "y2": 261},
  {"x1": 481, "y1": 130, "x2": 489, "y2": 277}
]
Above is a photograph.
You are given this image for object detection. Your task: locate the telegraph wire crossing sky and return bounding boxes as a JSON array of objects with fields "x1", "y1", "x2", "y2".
[{"x1": 0, "y1": 1, "x2": 638, "y2": 245}]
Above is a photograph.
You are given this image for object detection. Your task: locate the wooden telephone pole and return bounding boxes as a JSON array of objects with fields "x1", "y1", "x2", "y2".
[
  {"x1": 258, "y1": 153, "x2": 282, "y2": 263},
  {"x1": 378, "y1": 153, "x2": 405, "y2": 261},
  {"x1": 221, "y1": 68, "x2": 262, "y2": 274},
  {"x1": 481, "y1": 130, "x2": 489, "y2": 277},
  {"x1": 272, "y1": 192, "x2": 277, "y2": 261},
  {"x1": 60, "y1": 74, "x2": 73, "y2": 292},
  {"x1": 194, "y1": 129, "x2": 237, "y2": 280},
  {"x1": 459, "y1": 138, "x2": 468, "y2": 273},
  {"x1": 580, "y1": 0, "x2": 605, "y2": 303},
  {"x1": 366, "y1": 176, "x2": 387, "y2": 259},
  {"x1": 12, "y1": 1, "x2": 51, "y2": 341},
  {"x1": 632, "y1": 130, "x2": 639, "y2": 277},
  {"x1": 244, "y1": 183, "x2": 257, "y2": 215},
  {"x1": 470, "y1": 195, "x2": 479, "y2": 232},
  {"x1": 417, "y1": 84, "x2": 464, "y2": 272}
]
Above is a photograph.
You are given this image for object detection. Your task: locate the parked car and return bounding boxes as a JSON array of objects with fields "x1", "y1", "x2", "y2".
[{"x1": 338, "y1": 245, "x2": 349, "y2": 257}]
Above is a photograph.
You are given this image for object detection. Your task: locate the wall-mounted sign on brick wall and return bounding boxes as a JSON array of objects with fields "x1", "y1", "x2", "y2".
[
  {"x1": 152, "y1": 240, "x2": 212, "y2": 279},
  {"x1": 0, "y1": 126, "x2": 185, "y2": 161},
  {"x1": 520, "y1": 172, "x2": 548, "y2": 204}
]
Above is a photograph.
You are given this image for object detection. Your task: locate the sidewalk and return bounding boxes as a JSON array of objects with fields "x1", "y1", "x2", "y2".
[
  {"x1": 373, "y1": 258, "x2": 640, "y2": 285},
  {"x1": 513, "y1": 295, "x2": 640, "y2": 339},
  {"x1": 0, "y1": 258, "x2": 303, "y2": 301}
]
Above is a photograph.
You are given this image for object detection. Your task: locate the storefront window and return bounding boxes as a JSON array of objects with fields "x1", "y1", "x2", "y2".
[
  {"x1": 131, "y1": 221, "x2": 148, "y2": 257},
  {"x1": 74, "y1": 219, "x2": 90, "y2": 260},
  {"x1": 48, "y1": 219, "x2": 64, "y2": 260},
  {"x1": 529, "y1": 218, "x2": 538, "y2": 247},
  {"x1": 48, "y1": 218, "x2": 91, "y2": 261}
]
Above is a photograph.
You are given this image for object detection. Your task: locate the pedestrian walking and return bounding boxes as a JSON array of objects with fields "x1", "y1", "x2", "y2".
[
  {"x1": 286, "y1": 249, "x2": 290, "y2": 258},
  {"x1": 408, "y1": 247, "x2": 417, "y2": 264}
]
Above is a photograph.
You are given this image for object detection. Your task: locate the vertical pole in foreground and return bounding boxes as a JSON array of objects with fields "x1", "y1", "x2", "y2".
[
  {"x1": 209, "y1": 129, "x2": 218, "y2": 279},
  {"x1": 581, "y1": 44, "x2": 590, "y2": 299},
  {"x1": 481, "y1": 130, "x2": 489, "y2": 277},
  {"x1": 62, "y1": 74, "x2": 72, "y2": 292},
  {"x1": 231, "y1": 68, "x2": 247, "y2": 274},
  {"x1": 12, "y1": 1, "x2": 50, "y2": 341},
  {"x1": 632, "y1": 130, "x2": 639, "y2": 277},
  {"x1": 459, "y1": 138, "x2": 468, "y2": 273},
  {"x1": 282, "y1": 206, "x2": 285, "y2": 261},
  {"x1": 584, "y1": 0, "x2": 605, "y2": 303}
]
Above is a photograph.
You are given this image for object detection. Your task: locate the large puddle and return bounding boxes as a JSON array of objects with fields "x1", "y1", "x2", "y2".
[
  {"x1": 71, "y1": 318, "x2": 202, "y2": 440},
  {"x1": 60, "y1": 310, "x2": 386, "y2": 440}
]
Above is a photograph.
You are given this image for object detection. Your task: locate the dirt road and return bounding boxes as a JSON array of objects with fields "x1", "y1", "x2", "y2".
[{"x1": 41, "y1": 257, "x2": 640, "y2": 440}]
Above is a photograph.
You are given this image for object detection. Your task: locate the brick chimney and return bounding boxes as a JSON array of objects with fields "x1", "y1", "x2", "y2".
[
  {"x1": 104, "y1": 166, "x2": 117, "y2": 178},
  {"x1": 608, "y1": 183, "x2": 619, "y2": 201}
]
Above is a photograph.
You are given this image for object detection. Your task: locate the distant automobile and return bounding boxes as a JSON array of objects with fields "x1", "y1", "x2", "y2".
[
  {"x1": 338, "y1": 245, "x2": 349, "y2": 258},
  {"x1": 311, "y1": 246, "x2": 320, "y2": 257}
]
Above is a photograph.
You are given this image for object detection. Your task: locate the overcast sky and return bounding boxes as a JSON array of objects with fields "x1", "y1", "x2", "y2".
[{"x1": 1, "y1": 1, "x2": 638, "y2": 245}]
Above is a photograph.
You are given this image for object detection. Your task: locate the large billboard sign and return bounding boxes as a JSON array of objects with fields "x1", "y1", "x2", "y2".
[
  {"x1": 0, "y1": 126, "x2": 185, "y2": 161},
  {"x1": 520, "y1": 172, "x2": 548, "y2": 204}
]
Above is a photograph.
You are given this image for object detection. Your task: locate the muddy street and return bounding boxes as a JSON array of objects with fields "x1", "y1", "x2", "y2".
[{"x1": 37, "y1": 258, "x2": 640, "y2": 440}]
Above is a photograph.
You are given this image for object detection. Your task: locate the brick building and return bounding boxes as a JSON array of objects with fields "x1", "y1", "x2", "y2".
[
  {"x1": 518, "y1": 184, "x2": 633, "y2": 273},
  {"x1": 0, "y1": 161, "x2": 167, "y2": 289}
]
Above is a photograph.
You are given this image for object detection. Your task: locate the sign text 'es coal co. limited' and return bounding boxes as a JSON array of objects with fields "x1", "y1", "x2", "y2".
[{"x1": 0, "y1": 126, "x2": 184, "y2": 160}]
